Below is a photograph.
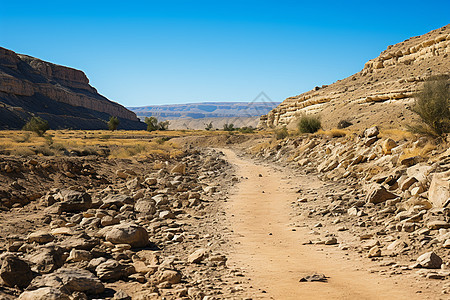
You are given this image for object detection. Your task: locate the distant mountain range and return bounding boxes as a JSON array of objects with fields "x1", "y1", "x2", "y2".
[{"x1": 128, "y1": 102, "x2": 281, "y2": 120}]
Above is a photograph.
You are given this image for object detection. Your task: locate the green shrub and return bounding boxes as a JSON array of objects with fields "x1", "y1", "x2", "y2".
[
  {"x1": 297, "y1": 115, "x2": 321, "y2": 133},
  {"x1": 205, "y1": 122, "x2": 213, "y2": 131},
  {"x1": 274, "y1": 126, "x2": 288, "y2": 139},
  {"x1": 223, "y1": 123, "x2": 235, "y2": 131},
  {"x1": 108, "y1": 116, "x2": 120, "y2": 131},
  {"x1": 145, "y1": 117, "x2": 170, "y2": 131},
  {"x1": 239, "y1": 126, "x2": 255, "y2": 133},
  {"x1": 23, "y1": 116, "x2": 50, "y2": 136},
  {"x1": 408, "y1": 75, "x2": 449, "y2": 138}
]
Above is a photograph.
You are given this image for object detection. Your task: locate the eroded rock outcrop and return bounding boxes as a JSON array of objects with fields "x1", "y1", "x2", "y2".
[
  {"x1": 0, "y1": 47, "x2": 145, "y2": 129},
  {"x1": 260, "y1": 25, "x2": 450, "y2": 130}
]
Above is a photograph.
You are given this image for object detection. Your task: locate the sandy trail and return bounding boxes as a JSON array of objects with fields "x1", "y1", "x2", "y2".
[{"x1": 222, "y1": 148, "x2": 429, "y2": 300}]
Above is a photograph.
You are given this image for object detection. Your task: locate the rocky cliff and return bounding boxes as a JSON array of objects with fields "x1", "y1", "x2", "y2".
[
  {"x1": 260, "y1": 25, "x2": 450, "y2": 130},
  {"x1": 0, "y1": 47, "x2": 145, "y2": 130}
]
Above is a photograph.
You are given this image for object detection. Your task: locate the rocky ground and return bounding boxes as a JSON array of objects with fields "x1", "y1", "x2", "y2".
[
  {"x1": 248, "y1": 128, "x2": 450, "y2": 296},
  {"x1": 0, "y1": 148, "x2": 253, "y2": 299},
  {"x1": 0, "y1": 129, "x2": 448, "y2": 299}
]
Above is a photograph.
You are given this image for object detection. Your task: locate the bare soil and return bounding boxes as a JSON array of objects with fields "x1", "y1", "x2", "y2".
[{"x1": 222, "y1": 148, "x2": 444, "y2": 299}]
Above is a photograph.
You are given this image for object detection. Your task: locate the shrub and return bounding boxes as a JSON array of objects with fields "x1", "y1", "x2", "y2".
[
  {"x1": 108, "y1": 116, "x2": 120, "y2": 131},
  {"x1": 297, "y1": 115, "x2": 321, "y2": 133},
  {"x1": 145, "y1": 117, "x2": 170, "y2": 131},
  {"x1": 408, "y1": 75, "x2": 449, "y2": 138},
  {"x1": 239, "y1": 126, "x2": 255, "y2": 133},
  {"x1": 23, "y1": 116, "x2": 50, "y2": 136},
  {"x1": 274, "y1": 126, "x2": 288, "y2": 139},
  {"x1": 223, "y1": 123, "x2": 235, "y2": 131},
  {"x1": 158, "y1": 120, "x2": 170, "y2": 131},
  {"x1": 205, "y1": 122, "x2": 213, "y2": 131}
]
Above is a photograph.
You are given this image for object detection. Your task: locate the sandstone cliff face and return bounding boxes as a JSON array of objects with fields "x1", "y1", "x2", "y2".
[
  {"x1": 0, "y1": 47, "x2": 144, "y2": 129},
  {"x1": 260, "y1": 25, "x2": 450, "y2": 130}
]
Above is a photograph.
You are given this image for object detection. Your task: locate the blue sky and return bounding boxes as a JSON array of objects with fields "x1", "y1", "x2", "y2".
[{"x1": 1, "y1": 1, "x2": 449, "y2": 106}]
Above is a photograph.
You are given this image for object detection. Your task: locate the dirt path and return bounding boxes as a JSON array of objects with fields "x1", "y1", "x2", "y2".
[{"x1": 221, "y1": 148, "x2": 434, "y2": 300}]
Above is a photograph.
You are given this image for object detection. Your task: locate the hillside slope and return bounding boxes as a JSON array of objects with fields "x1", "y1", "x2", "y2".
[
  {"x1": 0, "y1": 47, "x2": 145, "y2": 130},
  {"x1": 260, "y1": 25, "x2": 450, "y2": 130}
]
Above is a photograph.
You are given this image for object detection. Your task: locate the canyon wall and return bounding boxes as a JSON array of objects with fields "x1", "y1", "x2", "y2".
[
  {"x1": 260, "y1": 25, "x2": 450, "y2": 131},
  {"x1": 0, "y1": 47, "x2": 144, "y2": 129}
]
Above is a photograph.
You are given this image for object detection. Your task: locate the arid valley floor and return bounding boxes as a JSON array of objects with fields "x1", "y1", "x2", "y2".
[{"x1": 0, "y1": 129, "x2": 448, "y2": 299}]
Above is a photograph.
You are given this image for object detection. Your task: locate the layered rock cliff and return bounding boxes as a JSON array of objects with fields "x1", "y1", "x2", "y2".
[
  {"x1": 0, "y1": 47, "x2": 145, "y2": 130},
  {"x1": 260, "y1": 25, "x2": 450, "y2": 130}
]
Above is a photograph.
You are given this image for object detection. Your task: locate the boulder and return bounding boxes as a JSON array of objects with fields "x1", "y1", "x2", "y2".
[
  {"x1": 155, "y1": 269, "x2": 182, "y2": 284},
  {"x1": 28, "y1": 268, "x2": 104, "y2": 294},
  {"x1": 400, "y1": 177, "x2": 418, "y2": 191},
  {"x1": 364, "y1": 126, "x2": 379, "y2": 138},
  {"x1": 368, "y1": 246, "x2": 381, "y2": 258},
  {"x1": 55, "y1": 190, "x2": 92, "y2": 213},
  {"x1": 18, "y1": 287, "x2": 70, "y2": 300},
  {"x1": 382, "y1": 138, "x2": 397, "y2": 155},
  {"x1": 27, "y1": 246, "x2": 65, "y2": 274},
  {"x1": 406, "y1": 164, "x2": 433, "y2": 182},
  {"x1": 415, "y1": 252, "x2": 442, "y2": 269},
  {"x1": 427, "y1": 220, "x2": 450, "y2": 230},
  {"x1": 429, "y1": 170, "x2": 450, "y2": 208},
  {"x1": 95, "y1": 259, "x2": 135, "y2": 282},
  {"x1": 105, "y1": 223, "x2": 149, "y2": 248},
  {"x1": 102, "y1": 194, "x2": 133, "y2": 208},
  {"x1": 144, "y1": 177, "x2": 157, "y2": 186},
  {"x1": 66, "y1": 249, "x2": 92, "y2": 262},
  {"x1": 134, "y1": 199, "x2": 156, "y2": 214},
  {"x1": 170, "y1": 164, "x2": 186, "y2": 175},
  {"x1": 0, "y1": 254, "x2": 33, "y2": 288},
  {"x1": 188, "y1": 248, "x2": 208, "y2": 264},
  {"x1": 366, "y1": 185, "x2": 397, "y2": 204},
  {"x1": 27, "y1": 231, "x2": 55, "y2": 244}
]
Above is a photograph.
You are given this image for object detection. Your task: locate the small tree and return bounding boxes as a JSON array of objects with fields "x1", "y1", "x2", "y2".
[
  {"x1": 23, "y1": 116, "x2": 49, "y2": 136},
  {"x1": 108, "y1": 116, "x2": 120, "y2": 131},
  {"x1": 223, "y1": 123, "x2": 235, "y2": 131},
  {"x1": 145, "y1": 117, "x2": 169, "y2": 131},
  {"x1": 205, "y1": 122, "x2": 213, "y2": 131},
  {"x1": 297, "y1": 115, "x2": 321, "y2": 134},
  {"x1": 408, "y1": 75, "x2": 449, "y2": 138},
  {"x1": 158, "y1": 120, "x2": 170, "y2": 131},
  {"x1": 145, "y1": 116, "x2": 158, "y2": 132}
]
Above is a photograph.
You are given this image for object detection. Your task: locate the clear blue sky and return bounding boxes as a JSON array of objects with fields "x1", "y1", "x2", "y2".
[{"x1": 1, "y1": 1, "x2": 449, "y2": 106}]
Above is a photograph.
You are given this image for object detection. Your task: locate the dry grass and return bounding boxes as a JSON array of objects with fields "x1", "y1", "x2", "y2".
[
  {"x1": 379, "y1": 129, "x2": 414, "y2": 141},
  {"x1": 0, "y1": 130, "x2": 211, "y2": 158},
  {"x1": 399, "y1": 142, "x2": 437, "y2": 161},
  {"x1": 313, "y1": 128, "x2": 351, "y2": 138}
]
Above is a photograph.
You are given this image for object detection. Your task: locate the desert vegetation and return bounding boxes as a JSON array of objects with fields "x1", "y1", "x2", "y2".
[
  {"x1": 144, "y1": 116, "x2": 170, "y2": 131},
  {"x1": 297, "y1": 115, "x2": 321, "y2": 134},
  {"x1": 22, "y1": 116, "x2": 50, "y2": 137},
  {"x1": 408, "y1": 75, "x2": 449, "y2": 138},
  {"x1": 107, "y1": 116, "x2": 120, "y2": 131}
]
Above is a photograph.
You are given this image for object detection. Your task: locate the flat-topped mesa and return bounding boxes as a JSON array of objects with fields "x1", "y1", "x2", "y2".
[
  {"x1": 0, "y1": 47, "x2": 141, "y2": 126},
  {"x1": 259, "y1": 25, "x2": 450, "y2": 130}
]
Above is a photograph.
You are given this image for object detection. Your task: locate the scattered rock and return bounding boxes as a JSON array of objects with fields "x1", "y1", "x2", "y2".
[
  {"x1": 105, "y1": 223, "x2": 149, "y2": 248},
  {"x1": 415, "y1": 252, "x2": 443, "y2": 269},
  {"x1": 299, "y1": 273, "x2": 328, "y2": 282},
  {"x1": 18, "y1": 287, "x2": 70, "y2": 300},
  {"x1": 366, "y1": 185, "x2": 397, "y2": 204},
  {"x1": 0, "y1": 254, "x2": 33, "y2": 288},
  {"x1": 188, "y1": 248, "x2": 208, "y2": 264}
]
